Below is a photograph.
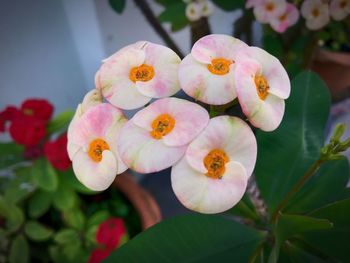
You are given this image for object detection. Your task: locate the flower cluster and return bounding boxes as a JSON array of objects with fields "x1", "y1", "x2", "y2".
[
  {"x1": 184, "y1": 0, "x2": 215, "y2": 22},
  {"x1": 68, "y1": 34, "x2": 290, "y2": 214},
  {"x1": 247, "y1": 0, "x2": 350, "y2": 32},
  {"x1": 89, "y1": 218, "x2": 127, "y2": 263},
  {"x1": 0, "y1": 99, "x2": 71, "y2": 170}
]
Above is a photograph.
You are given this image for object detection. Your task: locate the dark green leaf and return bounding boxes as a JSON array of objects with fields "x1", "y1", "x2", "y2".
[
  {"x1": 4, "y1": 167, "x2": 34, "y2": 204},
  {"x1": 109, "y1": 0, "x2": 126, "y2": 14},
  {"x1": 28, "y1": 190, "x2": 52, "y2": 218},
  {"x1": 24, "y1": 221, "x2": 53, "y2": 241},
  {"x1": 87, "y1": 210, "x2": 110, "y2": 227},
  {"x1": 54, "y1": 229, "x2": 80, "y2": 244},
  {"x1": 105, "y1": 214, "x2": 266, "y2": 263},
  {"x1": 47, "y1": 110, "x2": 74, "y2": 134},
  {"x1": 300, "y1": 198, "x2": 350, "y2": 262},
  {"x1": 285, "y1": 158, "x2": 350, "y2": 213},
  {"x1": 64, "y1": 209, "x2": 85, "y2": 230},
  {"x1": 59, "y1": 169, "x2": 95, "y2": 194},
  {"x1": 1, "y1": 197, "x2": 25, "y2": 233},
  {"x1": 50, "y1": 246, "x2": 67, "y2": 263},
  {"x1": 52, "y1": 179, "x2": 77, "y2": 211},
  {"x1": 262, "y1": 33, "x2": 283, "y2": 58},
  {"x1": 32, "y1": 158, "x2": 58, "y2": 192},
  {"x1": 227, "y1": 194, "x2": 259, "y2": 221},
  {"x1": 0, "y1": 143, "x2": 24, "y2": 169},
  {"x1": 155, "y1": 0, "x2": 179, "y2": 7},
  {"x1": 9, "y1": 235, "x2": 29, "y2": 263},
  {"x1": 158, "y1": 2, "x2": 188, "y2": 32},
  {"x1": 269, "y1": 214, "x2": 332, "y2": 262},
  {"x1": 212, "y1": 0, "x2": 244, "y2": 11},
  {"x1": 255, "y1": 71, "x2": 331, "y2": 214}
]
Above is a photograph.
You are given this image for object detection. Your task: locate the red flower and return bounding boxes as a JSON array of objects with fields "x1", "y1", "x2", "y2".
[
  {"x1": 88, "y1": 248, "x2": 111, "y2": 263},
  {"x1": 96, "y1": 218, "x2": 127, "y2": 250},
  {"x1": 9, "y1": 114, "x2": 46, "y2": 146},
  {"x1": 44, "y1": 133, "x2": 71, "y2": 171},
  {"x1": 21, "y1": 99, "x2": 53, "y2": 122},
  {"x1": 0, "y1": 106, "x2": 19, "y2": 132}
]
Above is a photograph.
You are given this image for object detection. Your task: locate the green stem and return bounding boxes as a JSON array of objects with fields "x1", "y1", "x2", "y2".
[{"x1": 271, "y1": 158, "x2": 325, "y2": 223}]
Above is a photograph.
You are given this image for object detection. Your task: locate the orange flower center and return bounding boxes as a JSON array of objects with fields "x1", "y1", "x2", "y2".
[
  {"x1": 203, "y1": 149, "x2": 229, "y2": 179},
  {"x1": 279, "y1": 13, "x2": 287, "y2": 21},
  {"x1": 88, "y1": 138, "x2": 110, "y2": 162},
  {"x1": 266, "y1": 2, "x2": 275, "y2": 11},
  {"x1": 340, "y1": 0, "x2": 347, "y2": 8},
  {"x1": 207, "y1": 58, "x2": 232, "y2": 75},
  {"x1": 150, "y1": 114, "x2": 175, "y2": 140},
  {"x1": 129, "y1": 64, "x2": 155, "y2": 83},
  {"x1": 312, "y1": 8, "x2": 320, "y2": 17},
  {"x1": 254, "y1": 75, "x2": 269, "y2": 100}
]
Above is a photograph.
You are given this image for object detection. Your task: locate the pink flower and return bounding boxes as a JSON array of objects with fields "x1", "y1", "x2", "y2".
[
  {"x1": 171, "y1": 116, "x2": 257, "y2": 214},
  {"x1": 68, "y1": 103, "x2": 127, "y2": 191},
  {"x1": 235, "y1": 46, "x2": 290, "y2": 131},
  {"x1": 330, "y1": 0, "x2": 350, "y2": 21},
  {"x1": 178, "y1": 34, "x2": 248, "y2": 105},
  {"x1": 301, "y1": 0, "x2": 329, "y2": 30},
  {"x1": 96, "y1": 41, "x2": 181, "y2": 110},
  {"x1": 253, "y1": 0, "x2": 287, "y2": 24},
  {"x1": 117, "y1": 98, "x2": 209, "y2": 173},
  {"x1": 270, "y1": 3, "x2": 300, "y2": 33}
]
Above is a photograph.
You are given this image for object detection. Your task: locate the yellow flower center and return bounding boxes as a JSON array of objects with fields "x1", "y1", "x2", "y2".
[
  {"x1": 279, "y1": 13, "x2": 287, "y2": 21},
  {"x1": 254, "y1": 75, "x2": 269, "y2": 100},
  {"x1": 129, "y1": 64, "x2": 155, "y2": 83},
  {"x1": 88, "y1": 138, "x2": 110, "y2": 162},
  {"x1": 203, "y1": 149, "x2": 229, "y2": 179},
  {"x1": 266, "y1": 2, "x2": 275, "y2": 11},
  {"x1": 312, "y1": 8, "x2": 320, "y2": 17},
  {"x1": 150, "y1": 114, "x2": 175, "y2": 140},
  {"x1": 207, "y1": 58, "x2": 232, "y2": 75}
]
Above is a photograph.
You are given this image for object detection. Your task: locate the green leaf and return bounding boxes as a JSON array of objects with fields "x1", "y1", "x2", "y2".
[
  {"x1": 155, "y1": 0, "x2": 179, "y2": 7},
  {"x1": 0, "y1": 143, "x2": 24, "y2": 169},
  {"x1": 158, "y1": 2, "x2": 188, "y2": 32},
  {"x1": 212, "y1": 0, "x2": 244, "y2": 11},
  {"x1": 24, "y1": 221, "x2": 53, "y2": 241},
  {"x1": 52, "y1": 179, "x2": 76, "y2": 211},
  {"x1": 255, "y1": 71, "x2": 331, "y2": 214},
  {"x1": 87, "y1": 210, "x2": 110, "y2": 227},
  {"x1": 64, "y1": 209, "x2": 85, "y2": 230},
  {"x1": 300, "y1": 198, "x2": 350, "y2": 262},
  {"x1": 285, "y1": 158, "x2": 350, "y2": 213},
  {"x1": 59, "y1": 169, "x2": 95, "y2": 194},
  {"x1": 109, "y1": 0, "x2": 126, "y2": 14},
  {"x1": 54, "y1": 229, "x2": 80, "y2": 244},
  {"x1": 46, "y1": 110, "x2": 74, "y2": 134},
  {"x1": 262, "y1": 33, "x2": 283, "y2": 58},
  {"x1": 2, "y1": 198, "x2": 25, "y2": 233},
  {"x1": 105, "y1": 214, "x2": 266, "y2": 263},
  {"x1": 49, "y1": 246, "x2": 67, "y2": 263},
  {"x1": 32, "y1": 158, "x2": 58, "y2": 192},
  {"x1": 28, "y1": 190, "x2": 52, "y2": 218},
  {"x1": 227, "y1": 194, "x2": 259, "y2": 221},
  {"x1": 269, "y1": 214, "x2": 333, "y2": 262},
  {"x1": 4, "y1": 167, "x2": 34, "y2": 204},
  {"x1": 9, "y1": 235, "x2": 29, "y2": 263}
]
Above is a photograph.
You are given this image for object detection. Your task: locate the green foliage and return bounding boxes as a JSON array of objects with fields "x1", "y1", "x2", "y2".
[
  {"x1": 255, "y1": 71, "x2": 331, "y2": 213},
  {"x1": 105, "y1": 214, "x2": 266, "y2": 263},
  {"x1": 158, "y1": 2, "x2": 188, "y2": 32},
  {"x1": 28, "y1": 190, "x2": 52, "y2": 218},
  {"x1": 47, "y1": 110, "x2": 74, "y2": 134},
  {"x1": 9, "y1": 235, "x2": 29, "y2": 263},
  {"x1": 0, "y1": 143, "x2": 24, "y2": 169},
  {"x1": 24, "y1": 221, "x2": 53, "y2": 241},
  {"x1": 63, "y1": 208, "x2": 86, "y2": 230},
  {"x1": 212, "y1": 0, "x2": 244, "y2": 11},
  {"x1": 32, "y1": 158, "x2": 58, "y2": 192},
  {"x1": 109, "y1": 0, "x2": 126, "y2": 14}
]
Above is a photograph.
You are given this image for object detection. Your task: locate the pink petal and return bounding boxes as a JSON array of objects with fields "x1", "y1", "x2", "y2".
[
  {"x1": 178, "y1": 54, "x2": 236, "y2": 105},
  {"x1": 117, "y1": 120, "x2": 187, "y2": 173},
  {"x1": 191, "y1": 34, "x2": 248, "y2": 64},
  {"x1": 171, "y1": 158, "x2": 248, "y2": 214}
]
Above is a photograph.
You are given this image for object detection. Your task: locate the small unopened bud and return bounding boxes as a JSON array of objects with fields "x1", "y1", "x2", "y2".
[
  {"x1": 330, "y1": 123, "x2": 346, "y2": 143},
  {"x1": 328, "y1": 154, "x2": 345, "y2": 161},
  {"x1": 338, "y1": 137, "x2": 350, "y2": 152}
]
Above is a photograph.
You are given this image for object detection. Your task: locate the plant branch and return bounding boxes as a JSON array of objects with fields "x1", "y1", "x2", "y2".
[
  {"x1": 271, "y1": 158, "x2": 325, "y2": 223},
  {"x1": 133, "y1": 0, "x2": 184, "y2": 58},
  {"x1": 190, "y1": 17, "x2": 211, "y2": 46}
]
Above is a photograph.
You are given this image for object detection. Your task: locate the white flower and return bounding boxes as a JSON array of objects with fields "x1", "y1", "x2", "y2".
[
  {"x1": 301, "y1": 0, "x2": 330, "y2": 30},
  {"x1": 186, "y1": 2, "x2": 202, "y2": 21},
  {"x1": 330, "y1": 0, "x2": 350, "y2": 20},
  {"x1": 253, "y1": 0, "x2": 287, "y2": 24}
]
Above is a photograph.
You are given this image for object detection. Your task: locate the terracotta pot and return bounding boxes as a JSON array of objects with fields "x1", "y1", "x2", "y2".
[
  {"x1": 112, "y1": 172, "x2": 162, "y2": 230},
  {"x1": 311, "y1": 48, "x2": 350, "y2": 101}
]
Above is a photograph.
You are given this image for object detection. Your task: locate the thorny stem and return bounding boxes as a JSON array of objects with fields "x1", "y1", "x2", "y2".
[
  {"x1": 271, "y1": 158, "x2": 325, "y2": 223},
  {"x1": 133, "y1": 0, "x2": 184, "y2": 58},
  {"x1": 190, "y1": 17, "x2": 211, "y2": 46}
]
